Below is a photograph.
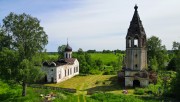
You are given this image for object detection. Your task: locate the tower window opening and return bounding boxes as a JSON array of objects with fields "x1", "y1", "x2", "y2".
[
  {"x1": 134, "y1": 39, "x2": 138, "y2": 47},
  {"x1": 128, "y1": 39, "x2": 131, "y2": 47}
]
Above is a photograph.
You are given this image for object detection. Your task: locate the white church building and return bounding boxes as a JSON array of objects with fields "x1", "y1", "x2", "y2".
[{"x1": 42, "y1": 43, "x2": 79, "y2": 83}]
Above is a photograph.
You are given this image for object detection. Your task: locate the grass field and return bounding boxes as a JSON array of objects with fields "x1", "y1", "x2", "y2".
[
  {"x1": 0, "y1": 76, "x2": 175, "y2": 102},
  {"x1": 90, "y1": 53, "x2": 123, "y2": 64},
  {"x1": 45, "y1": 75, "x2": 133, "y2": 95}
]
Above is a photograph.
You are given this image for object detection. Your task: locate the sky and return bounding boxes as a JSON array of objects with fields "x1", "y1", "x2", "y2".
[{"x1": 0, "y1": 0, "x2": 180, "y2": 52}]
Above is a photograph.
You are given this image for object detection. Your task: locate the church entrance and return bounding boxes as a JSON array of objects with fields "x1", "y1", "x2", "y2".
[
  {"x1": 133, "y1": 80, "x2": 140, "y2": 87},
  {"x1": 44, "y1": 75, "x2": 47, "y2": 82}
]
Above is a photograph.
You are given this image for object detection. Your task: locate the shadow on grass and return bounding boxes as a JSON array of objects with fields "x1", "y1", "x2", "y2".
[{"x1": 86, "y1": 76, "x2": 124, "y2": 95}]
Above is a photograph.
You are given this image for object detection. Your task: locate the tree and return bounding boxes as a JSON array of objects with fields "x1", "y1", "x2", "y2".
[
  {"x1": 149, "y1": 57, "x2": 158, "y2": 71},
  {"x1": 58, "y1": 45, "x2": 66, "y2": 58},
  {"x1": 147, "y1": 36, "x2": 168, "y2": 70},
  {"x1": 0, "y1": 12, "x2": 48, "y2": 96},
  {"x1": 78, "y1": 48, "x2": 84, "y2": 54},
  {"x1": 0, "y1": 27, "x2": 11, "y2": 50},
  {"x1": 170, "y1": 42, "x2": 180, "y2": 99},
  {"x1": 172, "y1": 41, "x2": 180, "y2": 50},
  {"x1": 167, "y1": 41, "x2": 180, "y2": 71}
]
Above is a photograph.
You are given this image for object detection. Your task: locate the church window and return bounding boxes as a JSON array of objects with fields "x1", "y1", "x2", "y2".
[
  {"x1": 74, "y1": 67, "x2": 76, "y2": 73},
  {"x1": 66, "y1": 53, "x2": 68, "y2": 58},
  {"x1": 59, "y1": 74, "x2": 61, "y2": 79},
  {"x1": 65, "y1": 70, "x2": 66, "y2": 76},
  {"x1": 76, "y1": 67, "x2": 78, "y2": 72},
  {"x1": 51, "y1": 69, "x2": 53, "y2": 71},
  {"x1": 68, "y1": 69, "x2": 69, "y2": 75}
]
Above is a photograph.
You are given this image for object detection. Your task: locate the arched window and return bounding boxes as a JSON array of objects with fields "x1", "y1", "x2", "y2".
[
  {"x1": 128, "y1": 37, "x2": 131, "y2": 47},
  {"x1": 134, "y1": 36, "x2": 139, "y2": 47},
  {"x1": 65, "y1": 70, "x2": 66, "y2": 76},
  {"x1": 66, "y1": 53, "x2": 68, "y2": 58}
]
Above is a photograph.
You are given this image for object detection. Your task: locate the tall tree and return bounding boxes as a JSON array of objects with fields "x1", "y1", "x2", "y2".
[
  {"x1": 58, "y1": 45, "x2": 66, "y2": 58},
  {"x1": 147, "y1": 36, "x2": 168, "y2": 70},
  {"x1": 0, "y1": 27, "x2": 11, "y2": 50},
  {"x1": 170, "y1": 41, "x2": 180, "y2": 99},
  {"x1": 0, "y1": 12, "x2": 48, "y2": 96},
  {"x1": 78, "y1": 48, "x2": 84, "y2": 54}
]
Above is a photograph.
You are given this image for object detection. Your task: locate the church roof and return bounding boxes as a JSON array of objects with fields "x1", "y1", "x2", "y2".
[
  {"x1": 126, "y1": 5, "x2": 146, "y2": 38},
  {"x1": 43, "y1": 58, "x2": 77, "y2": 67}
]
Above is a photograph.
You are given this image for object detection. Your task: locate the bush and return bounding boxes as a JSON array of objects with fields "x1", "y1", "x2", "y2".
[
  {"x1": 103, "y1": 70, "x2": 116, "y2": 75},
  {"x1": 89, "y1": 69, "x2": 101, "y2": 75},
  {"x1": 134, "y1": 88, "x2": 145, "y2": 95},
  {"x1": 103, "y1": 71, "x2": 111, "y2": 75}
]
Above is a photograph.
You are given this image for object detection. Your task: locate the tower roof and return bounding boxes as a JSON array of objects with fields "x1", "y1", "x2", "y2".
[
  {"x1": 65, "y1": 42, "x2": 72, "y2": 52},
  {"x1": 126, "y1": 5, "x2": 146, "y2": 38}
]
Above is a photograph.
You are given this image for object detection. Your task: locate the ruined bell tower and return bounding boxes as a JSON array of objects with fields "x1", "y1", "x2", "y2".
[{"x1": 124, "y1": 5, "x2": 149, "y2": 87}]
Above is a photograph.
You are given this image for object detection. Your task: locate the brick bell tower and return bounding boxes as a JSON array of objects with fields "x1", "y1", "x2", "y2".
[{"x1": 124, "y1": 5, "x2": 149, "y2": 87}]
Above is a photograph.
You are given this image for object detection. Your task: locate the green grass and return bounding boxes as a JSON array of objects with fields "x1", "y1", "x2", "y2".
[
  {"x1": 90, "y1": 53, "x2": 123, "y2": 64},
  {"x1": 45, "y1": 75, "x2": 122, "y2": 95},
  {"x1": 0, "y1": 77, "x2": 176, "y2": 102}
]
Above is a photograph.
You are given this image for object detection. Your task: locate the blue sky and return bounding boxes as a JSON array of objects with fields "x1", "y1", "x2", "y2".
[{"x1": 1, "y1": 0, "x2": 180, "y2": 52}]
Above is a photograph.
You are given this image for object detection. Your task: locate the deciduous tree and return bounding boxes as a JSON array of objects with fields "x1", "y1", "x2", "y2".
[
  {"x1": 147, "y1": 36, "x2": 168, "y2": 70},
  {"x1": 0, "y1": 12, "x2": 48, "y2": 96},
  {"x1": 58, "y1": 45, "x2": 66, "y2": 58}
]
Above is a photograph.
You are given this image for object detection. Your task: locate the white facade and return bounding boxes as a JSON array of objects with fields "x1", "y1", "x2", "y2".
[{"x1": 42, "y1": 59, "x2": 79, "y2": 83}]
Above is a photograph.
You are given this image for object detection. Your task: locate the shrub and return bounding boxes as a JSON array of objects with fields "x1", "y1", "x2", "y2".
[
  {"x1": 89, "y1": 69, "x2": 101, "y2": 75},
  {"x1": 134, "y1": 88, "x2": 145, "y2": 95},
  {"x1": 103, "y1": 71, "x2": 111, "y2": 75}
]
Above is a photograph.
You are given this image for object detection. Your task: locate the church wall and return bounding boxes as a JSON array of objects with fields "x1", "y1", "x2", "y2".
[
  {"x1": 125, "y1": 77, "x2": 133, "y2": 87},
  {"x1": 42, "y1": 66, "x2": 56, "y2": 83},
  {"x1": 42, "y1": 59, "x2": 80, "y2": 83},
  {"x1": 125, "y1": 76, "x2": 149, "y2": 87},
  {"x1": 140, "y1": 79, "x2": 149, "y2": 87},
  {"x1": 126, "y1": 48, "x2": 147, "y2": 70}
]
